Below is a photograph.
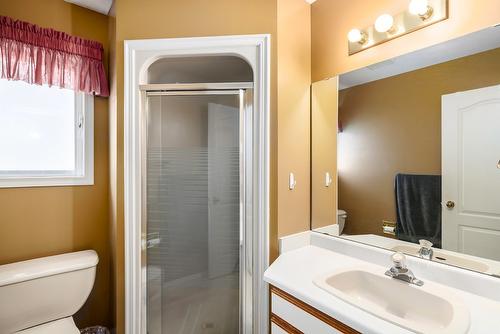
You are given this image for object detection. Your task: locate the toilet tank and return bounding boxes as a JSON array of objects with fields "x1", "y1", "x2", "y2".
[{"x1": 0, "y1": 250, "x2": 98, "y2": 333}]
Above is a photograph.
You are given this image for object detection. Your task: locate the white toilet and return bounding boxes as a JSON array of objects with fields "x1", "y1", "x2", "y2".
[
  {"x1": 0, "y1": 250, "x2": 99, "y2": 334},
  {"x1": 337, "y1": 209, "x2": 347, "y2": 235}
]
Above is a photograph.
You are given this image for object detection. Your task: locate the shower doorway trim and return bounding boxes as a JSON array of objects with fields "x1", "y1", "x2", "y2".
[{"x1": 124, "y1": 34, "x2": 271, "y2": 334}]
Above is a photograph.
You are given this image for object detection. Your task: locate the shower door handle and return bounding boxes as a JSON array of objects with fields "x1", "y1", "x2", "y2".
[{"x1": 145, "y1": 232, "x2": 161, "y2": 249}]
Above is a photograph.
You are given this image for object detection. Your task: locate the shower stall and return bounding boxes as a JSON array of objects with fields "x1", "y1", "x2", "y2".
[{"x1": 141, "y1": 82, "x2": 254, "y2": 334}]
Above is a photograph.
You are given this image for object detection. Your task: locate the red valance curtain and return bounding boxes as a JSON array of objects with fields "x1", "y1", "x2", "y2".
[{"x1": 0, "y1": 15, "x2": 109, "y2": 97}]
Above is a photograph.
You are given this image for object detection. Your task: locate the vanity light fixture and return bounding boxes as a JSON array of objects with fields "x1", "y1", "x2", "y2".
[
  {"x1": 347, "y1": 0, "x2": 448, "y2": 55},
  {"x1": 374, "y1": 14, "x2": 395, "y2": 33},
  {"x1": 409, "y1": 0, "x2": 434, "y2": 20},
  {"x1": 347, "y1": 29, "x2": 367, "y2": 44}
]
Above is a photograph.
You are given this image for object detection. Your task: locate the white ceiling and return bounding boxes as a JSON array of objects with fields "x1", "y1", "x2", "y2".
[
  {"x1": 64, "y1": 0, "x2": 113, "y2": 15},
  {"x1": 339, "y1": 25, "x2": 500, "y2": 89}
]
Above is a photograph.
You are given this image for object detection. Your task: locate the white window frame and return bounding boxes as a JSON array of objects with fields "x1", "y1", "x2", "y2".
[{"x1": 0, "y1": 93, "x2": 94, "y2": 188}]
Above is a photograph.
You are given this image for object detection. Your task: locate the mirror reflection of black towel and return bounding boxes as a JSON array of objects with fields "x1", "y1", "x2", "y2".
[{"x1": 395, "y1": 173, "x2": 442, "y2": 248}]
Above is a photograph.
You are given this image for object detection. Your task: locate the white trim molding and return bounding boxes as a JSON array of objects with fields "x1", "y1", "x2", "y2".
[{"x1": 124, "y1": 34, "x2": 271, "y2": 334}]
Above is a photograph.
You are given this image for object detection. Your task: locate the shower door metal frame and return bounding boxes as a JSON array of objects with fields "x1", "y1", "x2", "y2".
[{"x1": 141, "y1": 83, "x2": 254, "y2": 333}]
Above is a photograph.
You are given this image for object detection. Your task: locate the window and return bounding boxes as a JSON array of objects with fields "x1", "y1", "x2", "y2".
[{"x1": 0, "y1": 79, "x2": 93, "y2": 187}]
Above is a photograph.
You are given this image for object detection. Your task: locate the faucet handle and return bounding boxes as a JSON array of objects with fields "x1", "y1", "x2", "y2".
[
  {"x1": 419, "y1": 239, "x2": 433, "y2": 250},
  {"x1": 391, "y1": 251, "x2": 407, "y2": 269}
]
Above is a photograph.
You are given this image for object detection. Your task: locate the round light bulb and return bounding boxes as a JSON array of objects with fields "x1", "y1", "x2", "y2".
[
  {"x1": 347, "y1": 29, "x2": 363, "y2": 43},
  {"x1": 409, "y1": 0, "x2": 429, "y2": 15},
  {"x1": 374, "y1": 14, "x2": 394, "y2": 33}
]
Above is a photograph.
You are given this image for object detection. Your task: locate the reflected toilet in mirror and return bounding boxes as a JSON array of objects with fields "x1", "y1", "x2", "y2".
[
  {"x1": 337, "y1": 209, "x2": 347, "y2": 235},
  {"x1": 311, "y1": 26, "x2": 500, "y2": 277}
]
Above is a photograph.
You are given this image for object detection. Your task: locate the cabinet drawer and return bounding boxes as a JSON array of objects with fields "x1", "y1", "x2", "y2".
[{"x1": 270, "y1": 286, "x2": 359, "y2": 334}]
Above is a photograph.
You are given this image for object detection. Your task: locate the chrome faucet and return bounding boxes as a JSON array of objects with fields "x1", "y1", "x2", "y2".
[
  {"x1": 385, "y1": 252, "x2": 424, "y2": 286},
  {"x1": 418, "y1": 239, "x2": 433, "y2": 260}
]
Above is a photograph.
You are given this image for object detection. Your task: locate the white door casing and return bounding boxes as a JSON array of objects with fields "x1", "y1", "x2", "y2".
[
  {"x1": 442, "y1": 84, "x2": 500, "y2": 261},
  {"x1": 124, "y1": 35, "x2": 270, "y2": 334}
]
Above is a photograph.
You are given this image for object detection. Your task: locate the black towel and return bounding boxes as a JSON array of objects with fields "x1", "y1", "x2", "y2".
[{"x1": 395, "y1": 173, "x2": 442, "y2": 248}]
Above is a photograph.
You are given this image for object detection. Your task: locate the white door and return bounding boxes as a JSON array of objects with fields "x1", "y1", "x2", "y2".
[
  {"x1": 442, "y1": 84, "x2": 500, "y2": 261},
  {"x1": 207, "y1": 102, "x2": 240, "y2": 278}
]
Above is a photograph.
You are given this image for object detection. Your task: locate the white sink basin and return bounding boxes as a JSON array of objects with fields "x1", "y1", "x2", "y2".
[
  {"x1": 391, "y1": 245, "x2": 490, "y2": 273},
  {"x1": 314, "y1": 266, "x2": 470, "y2": 334}
]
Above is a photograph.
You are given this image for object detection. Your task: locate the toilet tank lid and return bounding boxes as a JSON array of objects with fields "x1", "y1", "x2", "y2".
[
  {"x1": 338, "y1": 209, "x2": 347, "y2": 215},
  {"x1": 0, "y1": 250, "x2": 98, "y2": 287}
]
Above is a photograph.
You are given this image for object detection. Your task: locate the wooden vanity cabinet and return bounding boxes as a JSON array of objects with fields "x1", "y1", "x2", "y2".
[{"x1": 270, "y1": 286, "x2": 359, "y2": 334}]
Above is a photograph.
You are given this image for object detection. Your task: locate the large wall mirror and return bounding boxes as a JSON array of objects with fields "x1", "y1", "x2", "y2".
[{"x1": 311, "y1": 26, "x2": 500, "y2": 277}]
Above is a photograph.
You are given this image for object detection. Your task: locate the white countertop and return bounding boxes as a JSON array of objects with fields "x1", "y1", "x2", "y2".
[{"x1": 265, "y1": 232, "x2": 500, "y2": 334}]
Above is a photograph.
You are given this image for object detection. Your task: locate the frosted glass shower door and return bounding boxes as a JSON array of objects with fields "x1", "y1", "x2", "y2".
[
  {"x1": 207, "y1": 102, "x2": 240, "y2": 280},
  {"x1": 145, "y1": 92, "x2": 241, "y2": 334}
]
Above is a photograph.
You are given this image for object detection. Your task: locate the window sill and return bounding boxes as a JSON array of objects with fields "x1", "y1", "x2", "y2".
[{"x1": 0, "y1": 174, "x2": 94, "y2": 188}]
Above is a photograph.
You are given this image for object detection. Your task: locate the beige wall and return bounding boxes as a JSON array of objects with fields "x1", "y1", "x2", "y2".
[
  {"x1": 107, "y1": 3, "x2": 118, "y2": 331},
  {"x1": 0, "y1": 0, "x2": 111, "y2": 329},
  {"x1": 338, "y1": 47, "x2": 500, "y2": 236},
  {"x1": 312, "y1": 0, "x2": 500, "y2": 81},
  {"x1": 277, "y1": 0, "x2": 312, "y2": 237}
]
